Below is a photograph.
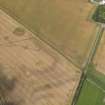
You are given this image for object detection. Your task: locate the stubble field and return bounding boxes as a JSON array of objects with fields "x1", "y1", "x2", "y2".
[{"x1": 0, "y1": 0, "x2": 99, "y2": 67}]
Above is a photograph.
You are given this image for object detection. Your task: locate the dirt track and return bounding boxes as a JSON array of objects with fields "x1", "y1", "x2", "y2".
[
  {"x1": 93, "y1": 30, "x2": 105, "y2": 74},
  {"x1": 0, "y1": 10, "x2": 81, "y2": 105}
]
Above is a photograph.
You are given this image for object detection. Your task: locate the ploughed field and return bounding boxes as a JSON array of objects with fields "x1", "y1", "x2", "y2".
[
  {"x1": 0, "y1": 0, "x2": 99, "y2": 67},
  {"x1": 0, "y1": 10, "x2": 81, "y2": 105}
]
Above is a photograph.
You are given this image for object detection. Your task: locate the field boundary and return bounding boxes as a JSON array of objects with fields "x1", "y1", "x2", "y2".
[
  {"x1": 83, "y1": 26, "x2": 104, "y2": 71},
  {"x1": 71, "y1": 3, "x2": 105, "y2": 105},
  {"x1": 72, "y1": 27, "x2": 104, "y2": 105},
  {"x1": 72, "y1": 70, "x2": 105, "y2": 105},
  {"x1": 70, "y1": 72, "x2": 87, "y2": 105},
  {"x1": 0, "y1": 6, "x2": 81, "y2": 69},
  {"x1": 0, "y1": 4, "x2": 101, "y2": 69}
]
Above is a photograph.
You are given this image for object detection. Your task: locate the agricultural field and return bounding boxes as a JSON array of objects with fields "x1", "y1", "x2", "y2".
[
  {"x1": 0, "y1": 10, "x2": 81, "y2": 105},
  {"x1": 75, "y1": 70, "x2": 105, "y2": 105},
  {"x1": 94, "y1": 30, "x2": 105, "y2": 74},
  {"x1": 0, "y1": 0, "x2": 99, "y2": 67}
]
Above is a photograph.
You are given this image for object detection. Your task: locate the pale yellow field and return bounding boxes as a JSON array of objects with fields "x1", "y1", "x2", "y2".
[
  {"x1": 93, "y1": 30, "x2": 105, "y2": 74},
  {"x1": 0, "y1": 0, "x2": 99, "y2": 66},
  {"x1": 0, "y1": 10, "x2": 81, "y2": 105}
]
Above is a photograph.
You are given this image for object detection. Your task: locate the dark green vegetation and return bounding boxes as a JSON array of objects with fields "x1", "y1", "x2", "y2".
[
  {"x1": 0, "y1": 0, "x2": 98, "y2": 66},
  {"x1": 75, "y1": 67, "x2": 105, "y2": 105},
  {"x1": 92, "y1": 5, "x2": 105, "y2": 23}
]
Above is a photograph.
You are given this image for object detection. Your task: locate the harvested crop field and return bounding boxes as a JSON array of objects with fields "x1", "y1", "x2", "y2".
[
  {"x1": 93, "y1": 30, "x2": 105, "y2": 75},
  {"x1": 0, "y1": 10, "x2": 81, "y2": 105},
  {"x1": 0, "y1": 0, "x2": 99, "y2": 67}
]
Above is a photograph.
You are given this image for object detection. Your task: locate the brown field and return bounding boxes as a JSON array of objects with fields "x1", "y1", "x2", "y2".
[
  {"x1": 0, "y1": 10, "x2": 81, "y2": 105},
  {"x1": 0, "y1": 0, "x2": 99, "y2": 66},
  {"x1": 93, "y1": 30, "x2": 105, "y2": 74}
]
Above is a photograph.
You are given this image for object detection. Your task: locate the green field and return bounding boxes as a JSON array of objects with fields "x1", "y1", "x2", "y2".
[
  {"x1": 76, "y1": 79, "x2": 105, "y2": 105},
  {"x1": 0, "y1": 0, "x2": 98, "y2": 66},
  {"x1": 92, "y1": 5, "x2": 105, "y2": 23},
  {"x1": 75, "y1": 70, "x2": 105, "y2": 105}
]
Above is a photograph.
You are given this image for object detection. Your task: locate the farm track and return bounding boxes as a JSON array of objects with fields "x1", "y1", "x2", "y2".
[
  {"x1": 84, "y1": 26, "x2": 104, "y2": 71},
  {"x1": 71, "y1": 9, "x2": 105, "y2": 105},
  {"x1": 72, "y1": 27, "x2": 104, "y2": 105}
]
